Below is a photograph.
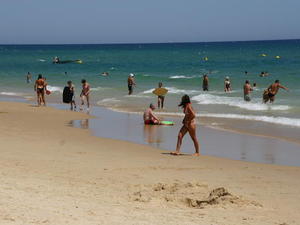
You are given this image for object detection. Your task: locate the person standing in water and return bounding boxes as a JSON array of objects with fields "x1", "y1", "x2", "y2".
[
  {"x1": 80, "y1": 79, "x2": 90, "y2": 111},
  {"x1": 243, "y1": 80, "x2": 253, "y2": 101},
  {"x1": 264, "y1": 80, "x2": 288, "y2": 103},
  {"x1": 171, "y1": 95, "x2": 200, "y2": 156},
  {"x1": 157, "y1": 82, "x2": 166, "y2": 109},
  {"x1": 34, "y1": 74, "x2": 46, "y2": 106},
  {"x1": 224, "y1": 76, "x2": 231, "y2": 92},
  {"x1": 202, "y1": 74, "x2": 209, "y2": 91},
  {"x1": 127, "y1": 73, "x2": 136, "y2": 95},
  {"x1": 67, "y1": 81, "x2": 76, "y2": 110},
  {"x1": 26, "y1": 72, "x2": 32, "y2": 83}
]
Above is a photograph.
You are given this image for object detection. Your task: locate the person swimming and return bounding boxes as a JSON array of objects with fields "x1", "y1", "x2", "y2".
[
  {"x1": 101, "y1": 72, "x2": 109, "y2": 76},
  {"x1": 143, "y1": 103, "x2": 160, "y2": 125},
  {"x1": 171, "y1": 95, "x2": 200, "y2": 156}
]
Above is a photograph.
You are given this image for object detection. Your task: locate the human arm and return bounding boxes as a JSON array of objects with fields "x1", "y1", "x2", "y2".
[
  {"x1": 44, "y1": 81, "x2": 48, "y2": 91},
  {"x1": 279, "y1": 84, "x2": 289, "y2": 91},
  {"x1": 149, "y1": 110, "x2": 159, "y2": 121}
]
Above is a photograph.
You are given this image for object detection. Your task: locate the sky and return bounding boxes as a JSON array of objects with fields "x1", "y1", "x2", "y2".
[{"x1": 0, "y1": 0, "x2": 300, "y2": 44}]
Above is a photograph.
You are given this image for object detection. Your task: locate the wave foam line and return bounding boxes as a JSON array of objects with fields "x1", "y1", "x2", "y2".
[
  {"x1": 0, "y1": 92, "x2": 26, "y2": 97},
  {"x1": 191, "y1": 94, "x2": 290, "y2": 111},
  {"x1": 200, "y1": 113, "x2": 300, "y2": 128},
  {"x1": 47, "y1": 85, "x2": 63, "y2": 93},
  {"x1": 169, "y1": 75, "x2": 196, "y2": 79},
  {"x1": 98, "y1": 107, "x2": 300, "y2": 128},
  {"x1": 143, "y1": 87, "x2": 200, "y2": 95}
]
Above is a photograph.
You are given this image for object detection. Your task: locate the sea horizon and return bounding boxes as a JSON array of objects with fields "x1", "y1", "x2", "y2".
[{"x1": 1, "y1": 38, "x2": 300, "y2": 46}]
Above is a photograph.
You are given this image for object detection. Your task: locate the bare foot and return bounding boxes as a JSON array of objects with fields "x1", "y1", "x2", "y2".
[
  {"x1": 170, "y1": 151, "x2": 181, "y2": 156},
  {"x1": 192, "y1": 153, "x2": 200, "y2": 156}
]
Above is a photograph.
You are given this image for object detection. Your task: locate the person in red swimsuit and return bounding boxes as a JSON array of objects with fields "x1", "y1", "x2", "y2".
[
  {"x1": 143, "y1": 103, "x2": 160, "y2": 125},
  {"x1": 34, "y1": 74, "x2": 46, "y2": 106}
]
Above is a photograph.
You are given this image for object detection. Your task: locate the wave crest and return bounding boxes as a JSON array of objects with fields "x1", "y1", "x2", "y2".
[{"x1": 191, "y1": 94, "x2": 290, "y2": 111}]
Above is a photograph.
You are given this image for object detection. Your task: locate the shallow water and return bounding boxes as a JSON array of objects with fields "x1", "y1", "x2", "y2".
[
  {"x1": 1, "y1": 41, "x2": 300, "y2": 129},
  {"x1": 66, "y1": 105, "x2": 300, "y2": 167}
]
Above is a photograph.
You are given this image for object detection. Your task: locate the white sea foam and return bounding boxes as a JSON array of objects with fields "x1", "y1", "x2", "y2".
[
  {"x1": 200, "y1": 113, "x2": 300, "y2": 128},
  {"x1": 142, "y1": 87, "x2": 200, "y2": 95},
  {"x1": 97, "y1": 98, "x2": 121, "y2": 103},
  {"x1": 125, "y1": 94, "x2": 152, "y2": 98},
  {"x1": 169, "y1": 75, "x2": 196, "y2": 79},
  {"x1": 0, "y1": 92, "x2": 25, "y2": 97},
  {"x1": 142, "y1": 88, "x2": 155, "y2": 94},
  {"x1": 191, "y1": 94, "x2": 290, "y2": 111},
  {"x1": 91, "y1": 86, "x2": 111, "y2": 91},
  {"x1": 150, "y1": 111, "x2": 300, "y2": 128},
  {"x1": 47, "y1": 85, "x2": 63, "y2": 93},
  {"x1": 38, "y1": 59, "x2": 46, "y2": 62},
  {"x1": 103, "y1": 107, "x2": 300, "y2": 128}
]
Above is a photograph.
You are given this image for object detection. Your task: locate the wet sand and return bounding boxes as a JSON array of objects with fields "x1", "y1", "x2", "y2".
[
  {"x1": 68, "y1": 105, "x2": 300, "y2": 167},
  {"x1": 1, "y1": 101, "x2": 300, "y2": 225}
]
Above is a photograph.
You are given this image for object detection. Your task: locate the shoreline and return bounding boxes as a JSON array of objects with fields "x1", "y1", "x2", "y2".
[
  {"x1": 1, "y1": 100, "x2": 300, "y2": 224},
  {"x1": 2, "y1": 93, "x2": 300, "y2": 151},
  {"x1": 67, "y1": 104, "x2": 300, "y2": 167}
]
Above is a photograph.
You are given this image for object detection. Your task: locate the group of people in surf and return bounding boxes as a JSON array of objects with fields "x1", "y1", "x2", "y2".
[
  {"x1": 30, "y1": 70, "x2": 288, "y2": 157},
  {"x1": 32, "y1": 74, "x2": 91, "y2": 111},
  {"x1": 202, "y1": 74, "x2": 288, "y2": 103},
  {"x1": 61, "y1": 79, "x2": 91, "y2": 111}
]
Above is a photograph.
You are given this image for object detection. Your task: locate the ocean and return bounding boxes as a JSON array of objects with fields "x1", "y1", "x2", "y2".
[{"x1": 1, "y1": 40, "x2": 300, "y2": 129}]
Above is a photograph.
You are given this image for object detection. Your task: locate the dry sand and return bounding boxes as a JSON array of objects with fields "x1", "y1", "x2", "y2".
[{"x1": 0, "y1": 101, "x2": 299, "y2": 225}]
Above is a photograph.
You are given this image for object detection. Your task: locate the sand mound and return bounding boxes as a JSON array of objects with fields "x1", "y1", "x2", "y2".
[
  {"x1": 186, "y1": 187, "x2": 239, "y2": 208},
  {"x1": 130, "y1": 182, "x2": 262, "y2": 209}
]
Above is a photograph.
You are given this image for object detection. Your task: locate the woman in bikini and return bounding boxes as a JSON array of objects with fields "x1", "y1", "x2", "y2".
[
  {"x1": 34, "y1": 74, "x2": 46, "y2": 106},
  {"x1": 171, "y1": 95, "x2": 200, "y2": 156}
]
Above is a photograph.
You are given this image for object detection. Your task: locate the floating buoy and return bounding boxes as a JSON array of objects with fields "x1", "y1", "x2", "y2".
[
  {"x1": 275, "y1": 56, "x2": 280, "y2": 59},
  {"x1": 261, "y1": 54, "x2": 267, "y2": 57}
]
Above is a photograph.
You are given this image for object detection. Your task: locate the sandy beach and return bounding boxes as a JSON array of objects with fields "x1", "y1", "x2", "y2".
[{"x1": 0, "y1": 101, "x2": 300, "y2": 225}]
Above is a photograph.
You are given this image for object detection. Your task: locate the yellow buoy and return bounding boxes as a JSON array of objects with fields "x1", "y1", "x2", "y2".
[
  {"x1": 275, "y1": 56, "x2": 280, "y2": 59},
  {"x1": 261, "y1": 54, "x2": 267, "y2": 57}
]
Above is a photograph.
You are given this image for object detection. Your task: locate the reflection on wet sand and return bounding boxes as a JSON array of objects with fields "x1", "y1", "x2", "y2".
[
  {"x1": 80, "y1": 119, "x2": 89, "y2": 129},
  {"x1": 143, "y1": 125, "x2": 164, "y2": 147},
  {"x1": 66, "y1": 105, "x2": 300, "y2": 167},
  {"x1": 70, "y1": 119, "x2": 90, "y2": 129}
]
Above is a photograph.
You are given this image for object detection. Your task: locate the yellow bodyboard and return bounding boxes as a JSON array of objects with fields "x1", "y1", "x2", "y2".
[{"x1": 152, "y1": 88, "x2": 168, "y2": 96}]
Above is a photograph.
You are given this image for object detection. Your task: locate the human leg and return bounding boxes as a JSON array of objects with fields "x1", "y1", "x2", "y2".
[
  {"x1": 171, "y1": 126, "x2": 188, "y2": 155},
  {"x1": 188, "y1": 124, "x2": 200, "y2": 155}
]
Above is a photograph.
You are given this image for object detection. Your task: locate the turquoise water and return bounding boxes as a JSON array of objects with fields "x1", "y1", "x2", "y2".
[{"x1": 1, "y1": 40, "x2": 300, "y2": 127}]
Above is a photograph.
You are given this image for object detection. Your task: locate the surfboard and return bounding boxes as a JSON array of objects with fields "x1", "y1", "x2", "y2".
[
  {"x1": 152, "y1": 88, "x2": 168, "y2": 96},
  {"x1": 160, "y1": 121, "x2": 174, "y2": 126}
]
